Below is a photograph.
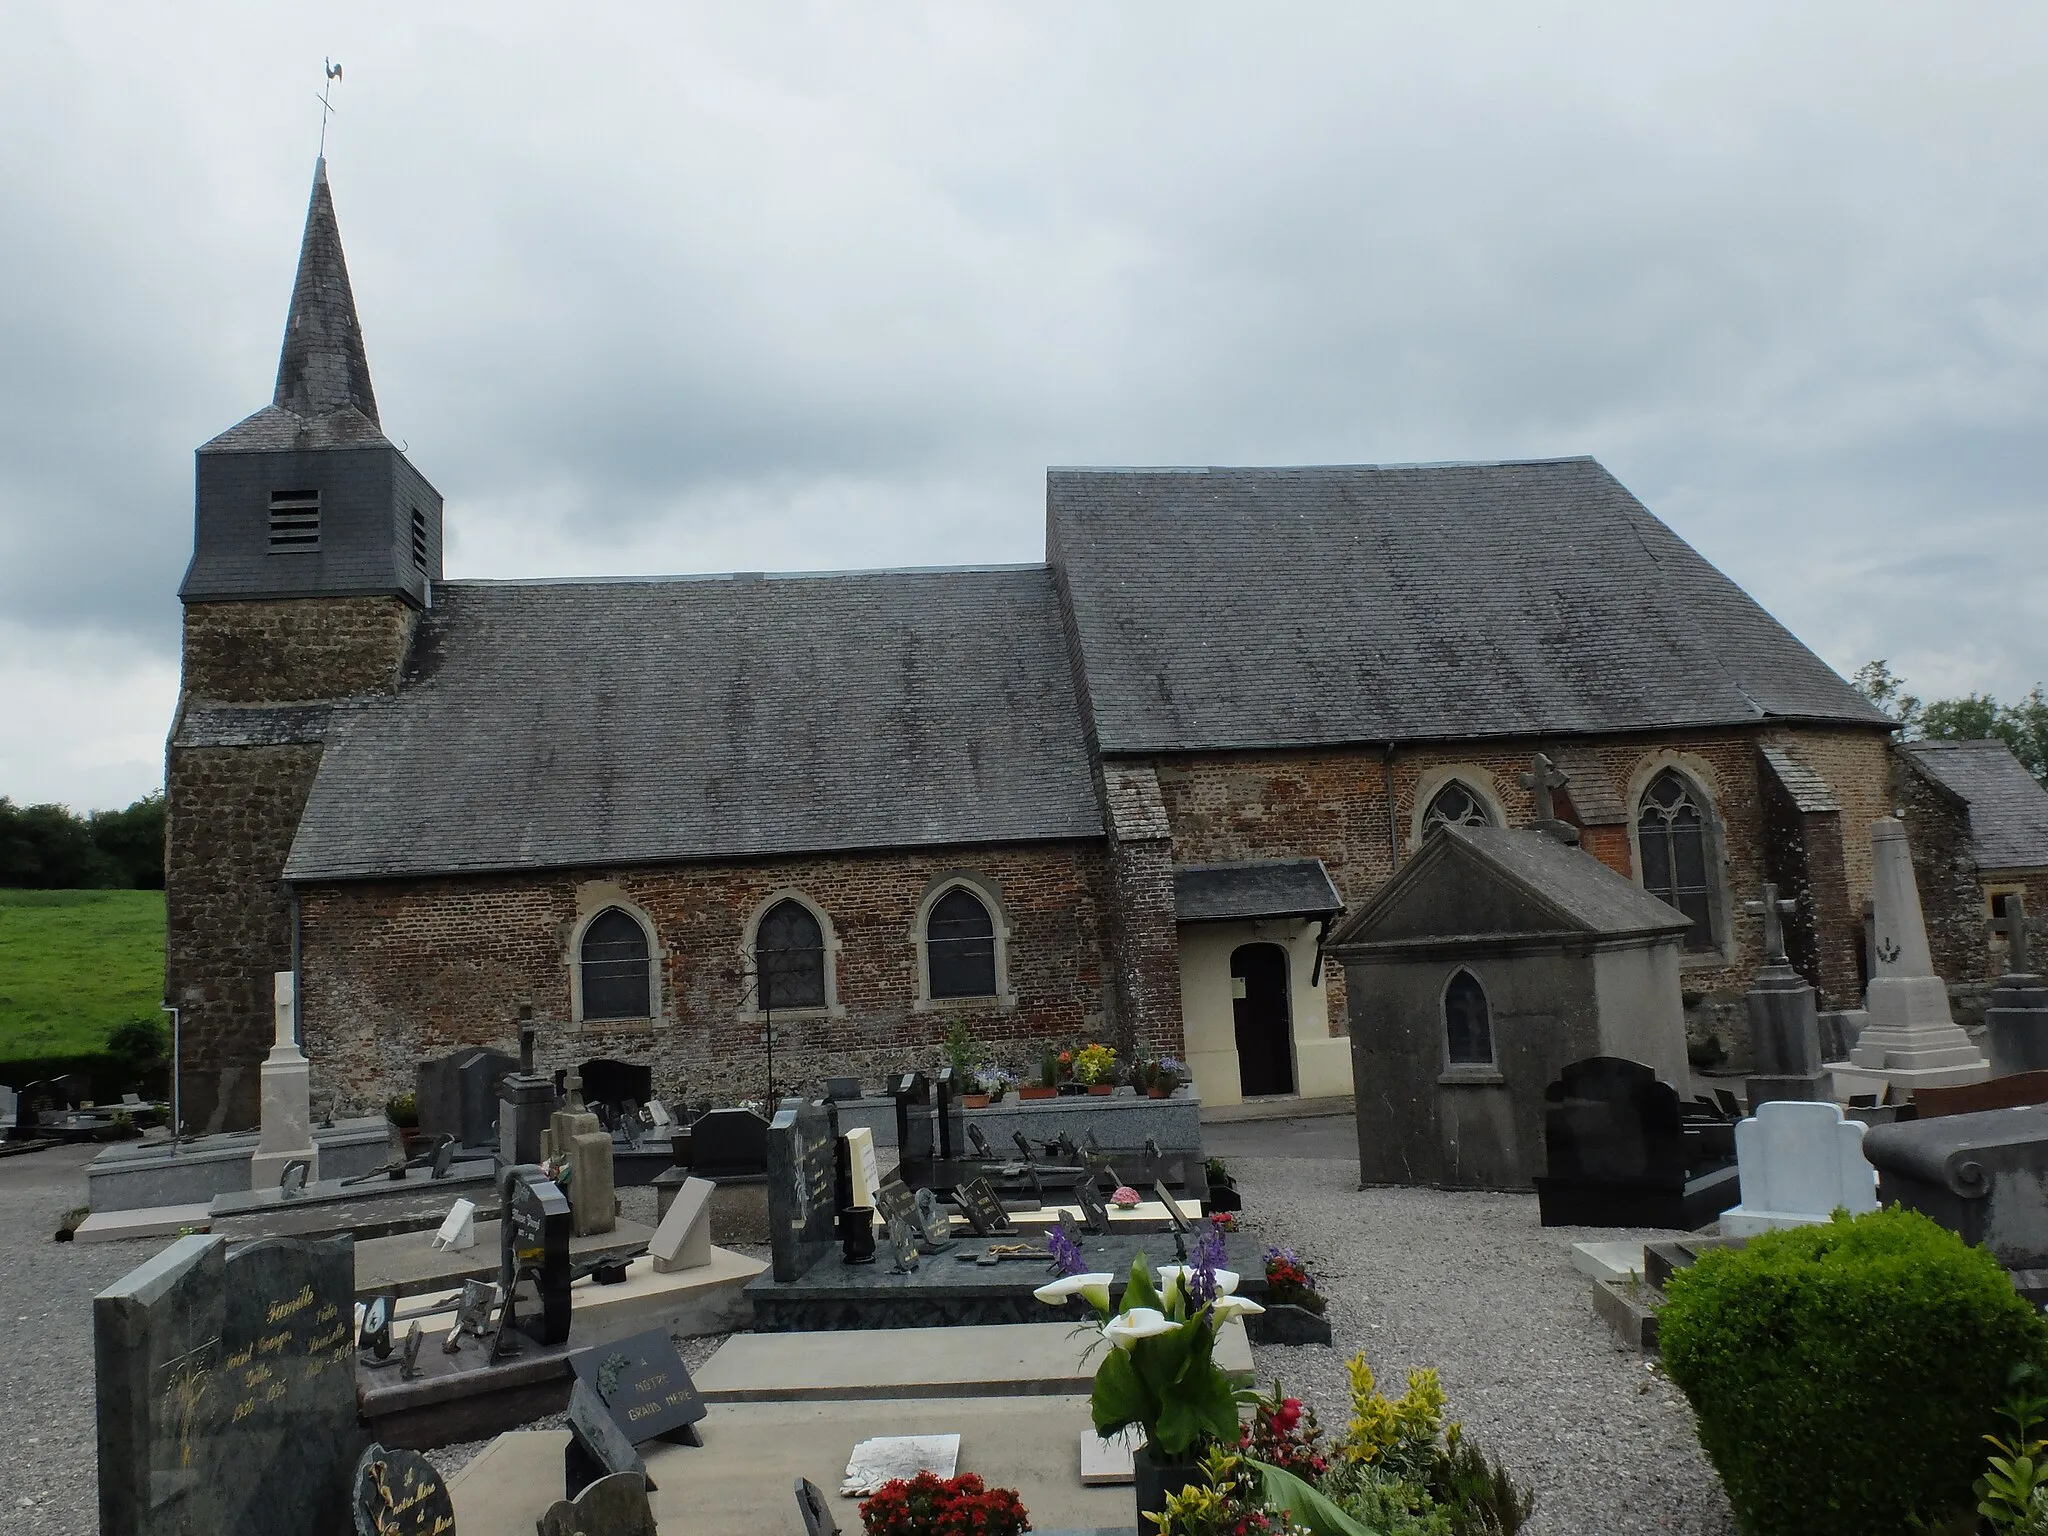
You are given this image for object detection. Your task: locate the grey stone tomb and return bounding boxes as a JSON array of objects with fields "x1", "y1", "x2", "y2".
[
  {"x1": 1989, "y1": 895, "x2": 2048, "y2": 1078},
  {"x1": 95, "y1": 1232, "x2": 363, "y2": 1536},
  {"x1": 1743, "y1": 883, "x2": 1833, "y2": 1105},
  {"x1": 1865, "y1": 1103, "x2": 2048, "y2": 1268}
]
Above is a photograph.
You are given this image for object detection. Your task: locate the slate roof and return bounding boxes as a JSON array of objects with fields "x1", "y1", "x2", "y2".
[
  {"x1": 1328, "y1": 823, "x2": 1692, "y2": 950},
  {"x1": 1174, "y1": 860, "x2": 1344, "y2": 923},
  {"x1": 1760, "y1": 745, "x2": 1840, "y2": 813},
  {"x1": 282, "y1": 566, "x2": 1104, "y2": 881},
  {"x1": 174, "y1": 703, "x2": 339, "y2": 749},
  {"x1": 1901, "y1": 740, "x2": 2048, "y2": 872},
  {"x1": 1047, "y1": 460, "x2": 1891, "y2": 754}
]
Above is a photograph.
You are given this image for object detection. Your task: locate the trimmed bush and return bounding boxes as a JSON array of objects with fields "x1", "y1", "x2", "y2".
[{"x1": 1660, "y1": 1207, "x2": 2048, "y2": 1535}]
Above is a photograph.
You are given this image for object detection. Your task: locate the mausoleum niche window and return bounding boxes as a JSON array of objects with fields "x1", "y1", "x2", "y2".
[
  {"x1": 580, "y1": 908, "x2": 652, "y2": 1020},
  {"x1": 1638, "y1": 770, "x2": 1716, "y2": 949},
  {"x1": 1444, "y1": 969, "x2": 1493, "y2": 1066},
  {"x1": 757, "y1": 899, "x2": 827, "y2": 1010},
  {"x1": 926, "y1": 887, "x2": 998, "y2": 999},
  {"x1": 1423, "y1": 780, "x2": 1494, "y2": 835}
]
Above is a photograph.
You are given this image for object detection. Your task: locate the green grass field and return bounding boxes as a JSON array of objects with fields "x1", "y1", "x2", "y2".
[{"x1": 0, "y1": 889, "x2": 166, "y2": 1061}]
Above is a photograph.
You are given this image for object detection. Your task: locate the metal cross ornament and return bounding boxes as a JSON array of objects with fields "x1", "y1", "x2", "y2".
[
  {"x1": 1744, "y1": 883, "x2": 1799, "y2": 965},
  {"x1": 1518, "y1": 752, "x2": 1569, "y2": 823},
  {"x1": 1992, "y1": 893, "x2": 2033, "y2": 977}
]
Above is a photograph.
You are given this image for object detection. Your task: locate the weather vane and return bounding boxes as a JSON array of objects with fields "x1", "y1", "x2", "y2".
[{"x1": 318, "y1": 58, "x2": 343, "y2": 158}]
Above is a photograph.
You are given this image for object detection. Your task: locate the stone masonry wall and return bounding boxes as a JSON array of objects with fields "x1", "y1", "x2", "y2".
[
  {"x1": 182, "y1": 597, "x2": 416, "y2": 702},
  {"x1": 296, "y1": 841, "x2": 1115, "y2": 1115},
  {"x1": 1149, "y1": 724, "x2": 1895, "y2": 1068},
  {"x1": 165, "y1": 742, "x2": 324, "y2": 1132}
]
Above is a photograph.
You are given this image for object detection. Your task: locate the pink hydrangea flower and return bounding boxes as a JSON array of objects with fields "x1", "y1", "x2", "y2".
[{"x1": 1110, "y1": 1185, "x2": 1141, "y2": 1208}]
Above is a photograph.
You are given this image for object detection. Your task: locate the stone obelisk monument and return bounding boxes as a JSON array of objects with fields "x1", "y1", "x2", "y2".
[
  {"x1": 1828, "y1": 817, "x2": 1988, "y2": 1096},
  {"x1": 249, "y1": 971, "x2": 320, "y2": 1189},
  {"x1": 1986, "y1": 894, "x2": 2048, "y2": 1077}
]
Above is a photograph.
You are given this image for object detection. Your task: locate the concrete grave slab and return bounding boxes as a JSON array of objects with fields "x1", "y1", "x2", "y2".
[
  {"x1": 1568, "y1": 1240, "x2": 1646, "y2": 1284},
  {"x1": 73, "y1": 1203, "x2": 215, "y2": 1245}
]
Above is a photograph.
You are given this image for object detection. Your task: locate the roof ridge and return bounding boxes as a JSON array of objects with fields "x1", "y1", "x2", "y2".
[
  {"x1": 440, "y1": 563, "x2": 1049, "y2": 590},
  {"x1": 1047, "y1": 456, "x2": 1599, "y2": 475}
]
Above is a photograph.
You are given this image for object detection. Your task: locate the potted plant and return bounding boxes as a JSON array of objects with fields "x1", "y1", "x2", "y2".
[
  {"x1": 1074, "y1": 1043, "x2": 1118, "y2": 1096},
  {"x1": 1056, "y1": 1047, "x2": 1084, "y2": 1095},
  {"x1": 1035, "y1": 1239, "x2": 1264, "y2": 1527},
  {"x1": 1150, "y1": 1056, "x2": 1185, "y2": 1099},
  {"x1": 1203, "y1": 1156, "x2": 1241, "y2": 1215},
  {"x1": 944, "y1": 1021, "x2": 991, "y2": 1108},
  {"x1": 858, "y1": 1471, "x2": 1028, "y2": 1536},
  {"x1": 1021, "y1": 1049, "x2": 1059, "y2": 1100},
  {"x1": 1250, "y1": 1246, "x2": 1332, "y2": 1347},
  {"x1": 986, "y1": 1068, "x2": 1016, "y2": 1104},
  {"x1": 385, "y1": 1090, "x2": 425, "y2": 1157}
]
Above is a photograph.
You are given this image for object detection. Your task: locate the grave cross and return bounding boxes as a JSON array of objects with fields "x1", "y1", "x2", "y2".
[
  {"x1": 1993, "y1": 893, "x2": 2034, "y2": 977},
  {"x1": 519, "y1": 1005, "x2": 536, "y2": 1074},
  {"x1": 1518, "y1": 752, "x2": 1569, "y2": 823},
  {"x1": 1744, "y1": 882, "x2": 1799, "y2": 965}
]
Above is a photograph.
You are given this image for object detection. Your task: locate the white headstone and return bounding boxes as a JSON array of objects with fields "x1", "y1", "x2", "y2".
[
  {"x1": 430, "y1": 1197, "x2": 478, "y2": 1251},
  {"x1": 250, "y1": 971, "x2": 320, "y2": 1190},
  {"x1": 1723, "y1": 1100, "x2": 1878, "y2": 1236},
  {"x1": 650, "y1": 1174, "x2": 715, "y2": 1273},
  {"x1": 646, "y1": 1099, "x2": 671, "y2": 1127},
  {"x1": 845, "y1": 1126, "x2": 882, "y2": 1212}
]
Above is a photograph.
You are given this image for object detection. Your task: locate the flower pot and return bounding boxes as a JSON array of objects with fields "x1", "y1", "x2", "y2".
[
  {"x1": 1133, "y1": 1442, "x2": 1206, "y2": 1525},
  {"x1": 1146, "y1": 1088, "x2": 1172, "y2": 1099},
  {"x1": 963, "y1": 1093, "x2": 991, "y2": 1109},
  {"x1": 1086, "y1": 1084, "x2": 1113, "y2": 1096},
  {"x1": 1020, "y1": 1086, "x2": 1057, "y2": 1100}
]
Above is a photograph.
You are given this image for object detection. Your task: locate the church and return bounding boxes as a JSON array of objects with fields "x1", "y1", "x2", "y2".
[{"x1": 166, "y1": 161, "x2": 1906, "y2": 1133}]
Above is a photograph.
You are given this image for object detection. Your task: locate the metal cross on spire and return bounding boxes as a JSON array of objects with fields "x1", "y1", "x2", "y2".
[
  {"x1": 318, "y1": 58, "x2": 343, "y2": 158},
  {"x1": 1744, "y1": 882, "x2": 1799, "y2": 966}
]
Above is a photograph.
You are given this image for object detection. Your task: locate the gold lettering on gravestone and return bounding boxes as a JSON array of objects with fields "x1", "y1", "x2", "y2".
[
  {"x1": 361, "y1": 1452, "x2": 455, "y2": 1536},
  {"x1": 157, "y1": 1340, "x2": 218, "y2": 1471},
  {"x1": 265, "y1": 1286, "x2": 315, "y2": 1324}
]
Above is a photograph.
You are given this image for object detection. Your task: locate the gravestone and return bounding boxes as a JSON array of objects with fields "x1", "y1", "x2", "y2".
[
  {"x1": 0, "y1": 1084, "x2": 14, "y2": 1126},
  {"x1": 1865, "y1": 1104, "x2": 2048, "y2": 1267},
  {"x1": 912, "y1": 1186, "x2": 957, "y2": 1249},
  {"x1": 1743, "y1": 884, "x2": 1833, "y2": 1105},
  {"x1": 571, "y1": 1325, "x2": 707, "y2": 1446},
  {"x1": 766, "y1": 1097, "x2": 838, "y2": 1282},
  {"x1": 358, "y1": 1291, "x2": 394, "y2": 1362},
  {"x1": 499, "y1": 1016, "x2": 558, "y2": 1168},
  {"x1": 350, "y1": 1442, "x2": 456, "y2": 1536},
  {"x1": 566, "y1": 1127, "x2": 618, "y2": 1238},
  {"x1": 933, "y1": 1068, "x2": 965, "y2": 1161},
  {"x1": 456, "y1": 1048, "x2": 518, "y2": 1149},
  {"x1": 650, "y1": 1175, "x2": 714, "y2": 1273},
  {"x1": 1532, "y1": 1057, "x2": 1741, "y2": 1228},
  {"x1": 500, "y1": 1165, "x2": 572, "y2": 1345},
  {"x1": 251, "y1": 972, "x2": 320, "y2": 1190},
  {"x1": 690, "y1": 1107, "x2": 770, "y2": 1176},
  {"x1": 414, "y1": 1048, "x2": 470, "y2": 1142},
  {"x1": 1723, "y1": 1101, "x2": 1878, "y2": 1235},
  {"x1": 892, "y1": 1072, "x2": 933, "y2": 1163},
  {"x1": 824, "y1": 1076, "x2": 864, "y2": 1102},
  {"x1": 647, "y1": 1099, "x2": 671, "y2": 1128},
  {"x1": 1989, "y1": 895, "x2": 2048, "y2": 1077},
  {"x1": 796, "y1": 1477, "x2": 842, "y2": 1536},
  {"x1": 537, "y1": 1472, "x2": 656, "y2": 1536},
  {"x1": 564, "y1": 1375, "x2": 654, "y2": 1500},
  {"x1": 845, "y1": 1127, "x2": 882, "y2": 1211},
  {"x1": 883, "y1": 1211, "x2": 921, "y2": 1272},
  {"x1": 1073, "y1": 1175, "x2": 1110, "y2": 1233},
  {"x1": 579, "y1": 1059, "x2": 654, "y2": 1121},
  {"x1": 95, "y1": 1233, "x2": 363, "y2": 1536},
  {"x1": 955, "y1": 1177, "x2": 1012, "y2": 1236},
  {"x1": 874, "y1": 1179, "x2": 919, "y2": 1237}
]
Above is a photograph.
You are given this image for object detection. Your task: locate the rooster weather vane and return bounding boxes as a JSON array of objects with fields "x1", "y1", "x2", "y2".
[{"x1": 318, "y1": 59, "x2": 343, "y2": 158}]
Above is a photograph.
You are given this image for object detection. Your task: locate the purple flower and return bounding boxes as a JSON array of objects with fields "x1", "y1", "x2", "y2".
[
  {"x1": 1047, "y1": 1223, "x2": 1089, "y2": 1277},
  {"x1": 1190, "y1": 1224, "x2": 1228, "y2": 1307}
]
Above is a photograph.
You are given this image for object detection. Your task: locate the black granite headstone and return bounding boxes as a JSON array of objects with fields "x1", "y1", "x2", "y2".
[
  {"x1": 500, "y1": 1165, "x2": 572, "y2": 1345},
  {"x1": 351, "y1": 1442, "x2": 455, "y2": 1536},
  {"x1": 1073, "y1": 1175, "x2": 1109, "y2": 1233},
  {"x1": 96, "y1": 1233, "x2": 365, "y2": 1536},
  {"x1": 874, "y1": 1179, "x2": 919, "y2": 1236},
  {"x1": 956, "y1": 1177, "x2": 1012, "y2": 1236},
  {"x1": 912, "y1": 1186, "x2": 957, "y2": 1249},
  {"x1": 934, "y1": 1068, "x2": 965, "y2": 1161},
  {"x1": 572, "y1": 1326, "x2": 707, "y2": 1446},
  {"x1": 690, "y1": 1107, "x2": 770, "y2": 1176},
  {"x1": 892, "y1": 1072, "x2": 933, "y2": 1163},
  {"x1": 564, "y1": 1375, "x2": 655, "y2": 1500},
  {"x1": 579, "y1": 1060, "x2": 654, "y2": 1123},
  {"x1": 796, "y1": 1477, "x2": 842, "y2": 1536},
  {"x1": 455, "y1": 1048, "x2": 517, "y2": 1149},
  {"x1": 1532, "y1": 1056, "x2": 1741, "y2": 1228},
  {"x1": 767, "y1": 1097, "x2": 838, "y2": 1283}
]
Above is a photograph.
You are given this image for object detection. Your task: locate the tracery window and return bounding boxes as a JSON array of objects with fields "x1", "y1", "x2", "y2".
[
  {"x1": 579, "y1": 908, "x2": 653, "y2": 1020},
  {"x1": 1423, "y1": 780, "x2": 1495, "y2": 835},
  {"x1": 926, "y1": 887, "x2": 997, "y2": 999},
  {"x1": 1444, "y1": 969, "x2": 1493, "y2": 1066},
  {"x1": 756, "y1": 899, "x2": 827, "y2": 1010},
  {"x1": 1638, "y1": 770, "x2": 1716, "y2": 950}
]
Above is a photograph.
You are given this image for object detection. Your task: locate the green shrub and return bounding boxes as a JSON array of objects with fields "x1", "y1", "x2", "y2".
[{"x1": 1660, "y1": 1207, "x2": 2048, "y2": 1535}]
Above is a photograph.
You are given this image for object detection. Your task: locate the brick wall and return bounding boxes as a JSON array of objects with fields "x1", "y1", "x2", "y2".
[
  {"x1": 182, "y1": 597, "x2": 416, "y2": 702},
  {"x1": 296, "y1": 841, "x2": 1115, "y2": 1114},
  {"x1": 165, "y1": 742, "x2": 324, "y2": 1131}
]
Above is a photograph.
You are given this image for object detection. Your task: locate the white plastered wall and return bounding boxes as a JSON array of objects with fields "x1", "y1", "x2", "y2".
[{"x1": 1176, "y1": 918, "x2": 1348, "y2": 1107}]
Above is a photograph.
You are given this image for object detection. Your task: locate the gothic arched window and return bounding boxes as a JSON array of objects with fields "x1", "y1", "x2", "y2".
[
  {"x1": 580, "y1": 908, "x2": 653, "y2": 1020},
  {"x1": 757, "y1": 899, "x2": 827, "y2": 1010},
  {"x1": 1444, "y1": 969, "x2": 1493, "y2": 1066},
  {"x1": 1423, "y1": 780, "x2": 1495, "y2": 836},
  {"x1": 926, "y1": 887, "x2": 997, "y2": 999},
  {"x1": 1638, "y1": 770, "x2": 1716, "y2": 949}
]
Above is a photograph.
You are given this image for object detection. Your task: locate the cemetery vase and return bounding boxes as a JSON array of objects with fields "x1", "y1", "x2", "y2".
[
  {"x1": 1020, "y1": 1086, "x2": 1056, "y2": 1101},
  {"x1": 1088, "y1": 1084, "x2": 1114, "y2": 1097},
  {"x1": 963, "y1": 1093, "x2": 991, "y2": 1109},
  {"x1": 1134, "y1": 1442, "x2": 1205, "y2": 1525}
]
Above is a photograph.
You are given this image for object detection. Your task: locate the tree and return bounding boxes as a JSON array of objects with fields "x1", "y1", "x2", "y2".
[
  {"x1": 88, "y1": 792, "x2": 165, "y2": 889},
  {"x1": 0, "y1": 791, "x2": 165, "y2": 888},
  {"x1": 1853, "y1": 662, "x2": 2048, "y2": 786}
]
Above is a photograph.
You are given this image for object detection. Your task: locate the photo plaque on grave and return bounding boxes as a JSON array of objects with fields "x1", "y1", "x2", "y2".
[
  {"x1": 564, "y1": 1376, "x2": 655, "y2": 1501},
  {"x1": 350, "y1": 1442, "x2": 455, "y2": 1536},
  {"x1": 956, "y1": 1176, "x2": 1013, "y2": 1236},
  {"x1": 884, "y1": 1212, "x2": 922, "y2": 1272},
  {"x1": 874, "y1": 1178, "x2": 920, "y2": 1236},
  {"x1": 571, "y1": 1326, "x2": 707, "y2": 1447},
  {"x1": 1073, "y1": 1174, "x2": 1110, "y2": 1233},
  {"x1": 912, "y1": 1186, "x2": 957, "y2": 1250}
]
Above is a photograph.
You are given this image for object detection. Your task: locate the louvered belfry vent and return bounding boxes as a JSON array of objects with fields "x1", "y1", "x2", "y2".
[{"x1": 268, "y1": 489, "x2": 321, "y2": 551}]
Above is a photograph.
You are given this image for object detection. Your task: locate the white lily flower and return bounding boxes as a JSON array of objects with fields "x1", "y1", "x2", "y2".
[
  {"x1": 1034, "y1": 1272, "x2": 1115, "y2": 1310},
  {"x1": 1156, "y1": 1265, "x2": 1239, "y2": 1305},
  {"x1": 1103, "y1": 1307, "x2": 1178, "y2": 1349},
  {"x1": 1210, "y1": 1294, "x2": 1266, "y2": 1320}
]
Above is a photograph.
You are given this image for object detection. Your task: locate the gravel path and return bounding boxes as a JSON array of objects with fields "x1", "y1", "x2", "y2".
[{"x1": 1233, "y1": 1151, "x2": 1736, "y2": 1535}]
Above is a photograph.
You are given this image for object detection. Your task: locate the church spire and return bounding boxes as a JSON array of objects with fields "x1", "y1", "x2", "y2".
[{"x1": 272, "y1": 157, "x2": 379, "y2": 425}]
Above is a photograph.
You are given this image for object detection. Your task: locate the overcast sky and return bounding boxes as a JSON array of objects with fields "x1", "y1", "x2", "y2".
[{"x1": 2, "y1": 5, "x2": 2044, "y2": 810}]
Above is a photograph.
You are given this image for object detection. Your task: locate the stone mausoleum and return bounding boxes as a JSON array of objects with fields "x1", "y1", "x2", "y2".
[{"x1": 169, "y1": 159, "x2": 1913, "y2": 1131}]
